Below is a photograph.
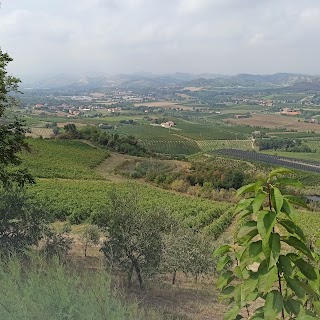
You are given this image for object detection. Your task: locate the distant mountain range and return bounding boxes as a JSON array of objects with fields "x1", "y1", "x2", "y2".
[{"x1": 20, "y1": 72, "x2": 320, "y2": 91}]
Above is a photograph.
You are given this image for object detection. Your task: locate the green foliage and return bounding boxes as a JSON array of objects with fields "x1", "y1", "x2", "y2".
[
  {"x1": 28, "y1": 179, "x2": 232, "y2": 225},
  {"x1": 0, "y1": 256, "x2": 145, "y2": 320},
  {"x1": 41, "y1": 224, "x2": 73, "y2": 260},
  {"x1": 214, "y1": 168, "x2": 320, "y2": 319},
  {"x1": 257, "y1": 137, "x2": 312, "y2": 152},
  {"x1": 0, "y1": 49, "x2": 34, "y2": 187},
  {"x1": 0, "y1": 188, "x2": 48, "y2": 254},
  {"x1": 162, "y1": 228, "x2": 214, "y2": 284},
  {"x1": 58, "y1": 125, "x2": 150, "y2": 156},
  {"x1": 81, "y1": 224, "x2": 100, "y2": 257},
  {"x1": 21, "y1": 138, "x2": 108, "y2": 179},
  {"x1": 97, "y1": 190, "x2": 166, "y2": 288}
]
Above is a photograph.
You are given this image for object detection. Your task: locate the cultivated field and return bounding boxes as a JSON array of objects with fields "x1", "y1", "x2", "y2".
[
  {"x1": 227, "y1": 113, "x2": 320, "y2": 132},
  {"x1": 139, "y1": 139, "x2": 201, "y2": 155},
  {"x1": 21, "y1": 139, "x2": 108, "y2": 179},
  {"x1": 27, "y1": 127, "x2": 54, "y2": 138},
  {"x1": 197, "y1": 139, "x2": 253, "y2": 152},
  {"x1": 134, "y1": 101, "x2": 193, "y2": 110}
]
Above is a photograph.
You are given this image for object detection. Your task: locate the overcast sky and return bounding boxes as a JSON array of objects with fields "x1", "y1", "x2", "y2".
[{"x1": 1, "y1": 0, "x2": 320, "y2": 77}]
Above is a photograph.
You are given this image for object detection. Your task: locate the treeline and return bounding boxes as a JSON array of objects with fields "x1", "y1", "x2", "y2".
[
  {"x1": 256, "y1": 137, "x2": 312, "y2": 152},
  {"x1": 115, "y1": 158, "x2": 249, "y2": 201},
  {"x1": 59, "y1": 124, "x2": 149, "y2": 156}
]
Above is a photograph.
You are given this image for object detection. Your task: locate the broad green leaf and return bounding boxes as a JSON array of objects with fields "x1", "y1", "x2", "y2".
[
  {"x1": 234, "y1": 198, "x2": 254, "y2": 215},
  {"x1": 267, "y1": 233, "x2": 280, "y2": 267},
  {"x1": 250, "y1": 315, "x2": 264, "y2": 320},
  {"x1": 251, "y1": 306, "x2": 265, "y2": 320},
  {"x1": 257, "y1": 210, "x2": 276, "y2": 239},
  {"x1": 283, "y1": 236, "x2": 314, "y2": 260},
  {"x1": 237, "y1": 209, "x2": 252, "y2": 220},
  {"x1": 242, "y1": 274, "x2": 258, "y2": 299},
  {"x1": 284, "y1": 195, "x2": 309, "y2": 209},
  {"x1": 263, "y1": 290, "x2": 283, "y2": 320},
  {"x1": 254, "y1": 179, "x2": 266, "y2": 194},
  {"x1": 216, "y1": 271, "x2": 234, "y2": 289},
  {"x1": 284, "y1": 298, "x2": 303, "y2": 317},
  {"x1": 271, "y1": 187, "x2": 283, "y2": 214},
  {"x1": 278, "y1": 255, "x2": 294, "y2": 277},
  {"x1": 223, "y1": 304, "x2": 241, "y2": 320},
  {"x1": 284, "y1": 275, "x2": 306, "y2": 298},
  {"x1": 269, "y1": 167, "x2": 292, "y2": 179},
  {"x1": 237, "y1": 220, "x2": 257, "y2": 244},
  {"x1": 312, "y1": 301, "x2": 320, "y2": 317},
  {"x1": 240, "y1": 240, "x2": 262, "y2": 265},
  {"x1": 276, "y1": 178, "x2": 304, "y2": 188},
  {"x1": 282, "y1": 198, "x2": 297, "y2": 223},
  {"x1": 233, "y1": 284, "x2": 244, "y2": 308},
  {"x1": 278, "y1": 219, "x2": 306, "y2": 241},
  {"x1": 220, "y1": 285, "x2": 235, "y2": 298},
  {"x1": 293, "y1": 258, "x2": 317, "y2": 280},
  {"x1": 252, "y1": 192, "x2": 267, "y2": 214},
  {"x1": 217, "y1": 255, "x2": 231, "y2": 272},
  {"x1": 257, "y1": 261, "x2": 278, "y2": 293},
  {"x1": 257, "y1": 210, "x2": 277, "y2": 265},
  {"x1": 213, "y1": 244, "x2": 232, "y2": 258},
  {"x1": 246, "y1": 290, "x2": 259, "y2": 302},
  {"x1": 236, "y1": 183, "x2": 256, "y2": 197}
]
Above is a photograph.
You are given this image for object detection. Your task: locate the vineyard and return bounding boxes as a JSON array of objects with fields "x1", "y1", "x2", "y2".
[
  {"x1": 28, "y1": 179, "x2": 232, "y2": 233},
  {"x1": 139, "y1": 140, "x2": 200, "y2": 155},
  {"x1": 214, "y1": 149, "x2": 320, "y2": 174},
  {"x1": 28, "y1": 127, "x2": 54, "y2": 138},
  {"x1": 175, "y1": 121, "x2": 250, "y2": 140},
  {"x1": 21, "y1": 139, "x2": 108, "y2": 179},
  {"x1": 196, "y1": 139, "x2": 253, "y2": 152},
  {"x1": 305, "y1": 140, "x2": 320, "y2": 152},
  {"x1": 116, "y1": 124, "x2": 184, "y2": 140}
]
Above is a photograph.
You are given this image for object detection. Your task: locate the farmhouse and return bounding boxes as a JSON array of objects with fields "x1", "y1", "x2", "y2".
[{"x1": 161, "y1": 121, "x2": 175, "y2": 128}]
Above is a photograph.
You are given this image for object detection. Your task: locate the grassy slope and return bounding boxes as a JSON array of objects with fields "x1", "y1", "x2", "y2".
[{"x1": 21, "y1": 139, "x2": 108, "y2": 179}]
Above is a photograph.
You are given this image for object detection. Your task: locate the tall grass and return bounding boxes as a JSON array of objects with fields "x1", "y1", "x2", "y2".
[{"x1": 0, "y1": 256, "x2": 142, "y2": 320}]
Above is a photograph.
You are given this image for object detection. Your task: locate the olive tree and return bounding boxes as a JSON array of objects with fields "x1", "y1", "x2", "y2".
[{"x1": 96, "y1": 190, "x2": 165, "y2": 289}]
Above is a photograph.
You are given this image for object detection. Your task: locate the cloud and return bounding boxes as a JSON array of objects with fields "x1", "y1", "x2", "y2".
[{"x1": 1, "y1": 0, "x2": 320, "y2": 75}]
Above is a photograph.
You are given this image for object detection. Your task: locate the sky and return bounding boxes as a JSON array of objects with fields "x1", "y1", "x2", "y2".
[{"x1": 1, "y1": 0, "x2": 320, "y2": 77}]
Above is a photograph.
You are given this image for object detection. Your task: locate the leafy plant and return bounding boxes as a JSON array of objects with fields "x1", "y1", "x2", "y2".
[{"x1": 214, "y1": 168, "x2": 320, "y2": 319}]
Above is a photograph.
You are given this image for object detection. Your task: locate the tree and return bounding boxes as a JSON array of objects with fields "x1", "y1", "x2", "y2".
[
  {"x1": 162, "y1": 227, "x2": 213, "y2": 284},
  {"x1": 81, "y1": 225, "x2": 100, "y2": 257},
  {"x1": 0, "y1": 189, "x2": 47, "y2": 254},
  {"x1": 214, "y1": 168, "x2": 320, "y2": 319},
  {"x1": 96, "y1": 190, "x2": 165, "y2": 289},
  {"x1": 0, "y1": 49, "x2": 45, "y2": 254},
  {"x1": 0, "y1": 49, "x2": 34, "y2": 188}
]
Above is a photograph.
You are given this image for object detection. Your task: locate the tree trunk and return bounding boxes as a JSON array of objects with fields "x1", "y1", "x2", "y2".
[
  {"x1": 127, "y1": 263, "x2": 134, "y2": 287},
  {"x1": 172, "y1": 270, "x2": 177, "y2": 285},
  {"x1": 133, "y1": 260, "x2": 143, "y2": 289},
  {"x1": 84, "y1": 242, "x2": 88, "y2": 257}
]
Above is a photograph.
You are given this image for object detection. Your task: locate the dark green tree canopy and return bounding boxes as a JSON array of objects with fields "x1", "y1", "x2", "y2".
[{"x1": 0, "y1": 49, "x2": 33, "y2": 187}]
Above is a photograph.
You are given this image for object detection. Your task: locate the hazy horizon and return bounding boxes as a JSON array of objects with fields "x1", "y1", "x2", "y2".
[{"x1": 1, "y1": 0, "x2": 320, "y2": 77}]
